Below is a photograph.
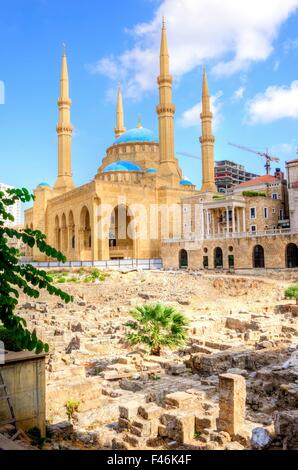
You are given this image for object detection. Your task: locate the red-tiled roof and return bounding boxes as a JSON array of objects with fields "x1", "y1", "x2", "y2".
[
  {"x1": 237, "y1": 175, "x2": 278, "y2": 188},
  {"x1": 286, "y1": 158, "x2": 298, "y2": 165}
]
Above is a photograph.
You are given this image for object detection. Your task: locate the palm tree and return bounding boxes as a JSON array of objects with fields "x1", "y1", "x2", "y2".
[{"x1": 125, "y1": 303, "x2": 189, "y2": 356}]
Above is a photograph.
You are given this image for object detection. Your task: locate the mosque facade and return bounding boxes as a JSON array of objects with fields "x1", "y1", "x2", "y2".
[
  {"x1": 24, "y1": 20, "x2": 298, "y2": 270},
  {"x1": 24, "y1": 21, "x2": 206, "y2": 262}
]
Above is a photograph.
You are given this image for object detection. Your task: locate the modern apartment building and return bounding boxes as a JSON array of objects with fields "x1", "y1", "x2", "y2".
[{"x1": 215, "y1": 160, "x2": 259, "y2": 193}]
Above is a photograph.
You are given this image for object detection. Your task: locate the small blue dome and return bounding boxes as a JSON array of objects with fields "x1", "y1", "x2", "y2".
[
  {"x1": 114, "y1": 127, "x2": 158, "y2": 145},
  {"x1": 180, "y1": 179, "x2": 193, "y2": 186},
  {"x1": 103, "y1": 160, "x2": 142, "y2": 173},
  {"x1": 146, "y1": 168, "x2": 157, "y2": 174},
  {"x1": 38, "y1": 182, "x2": 50, "y2": 187}
]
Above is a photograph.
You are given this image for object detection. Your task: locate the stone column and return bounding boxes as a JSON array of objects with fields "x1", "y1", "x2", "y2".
[
  {"x1": 206, "y1": 210, "x2": 210, "y2": 237},
  {"x1": 232, "y1": 206, "x2": 236, "y2": 235},
  {"x1": 212, "y1": 212, "x2": 215, "y2": 236},
  {"x1": 92, "y1": 200, "x2": 99, "y2": 261},
  {"x1": 242, "y1": 207, "x2": 246, "y2": 233},
  {"x1": 226, "y1": 207, "x2": 229, "y2": 237},
  {"x1": 237, "y1": 209, "x2": 240, "y2": 234},
  {"x1": 218, "y1": 373, "x2": 246, "y2": 436}
]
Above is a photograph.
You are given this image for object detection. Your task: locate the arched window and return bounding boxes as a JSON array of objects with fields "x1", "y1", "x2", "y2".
[
  {"x1": 179, "y1": 249, "x2": 188, "y2": 269},
  {"x1": 253, "y1": 245, "x2": 265, "y2": 268},
  {"x1": 214, "y1": 247, "x2": 223, "y2": 268},
  {"x1": 286, "y1": 243, "x2": 298, "y2": 268}
]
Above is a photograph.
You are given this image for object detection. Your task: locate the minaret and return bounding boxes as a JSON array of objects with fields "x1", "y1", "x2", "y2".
[
  {"x1": 200, "y1": 67, "x2": 216, "y2": 192},
  {"x1": 114, "y1": 84, "x2": 126, "y2": 139},
  {"x1": 54, "y1": 45, "x2": 75, "y2": 192},
  {"x1": 156, "y1": 18, "x2": 178, "y2": 177}
]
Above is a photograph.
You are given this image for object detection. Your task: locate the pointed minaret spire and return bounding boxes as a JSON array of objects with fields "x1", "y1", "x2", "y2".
[
  {"x1": 157, "y1": 17, "x2": 179, "y2": 179},
  {"x1": 137, "y1": 113, "x2": 142, "y2": 128},
  {"x1": 54, "y1": 46, "x2": 75, "y2": 192},
  {"x1": 160, "y1": 16, "x2": 170, "y2": 76},
  {"x1": 200, "y1": 67, "x2": 216, "y2": 192},
  {"x1": 114, "y1": 83, "x2": 126, "y2": 139}
]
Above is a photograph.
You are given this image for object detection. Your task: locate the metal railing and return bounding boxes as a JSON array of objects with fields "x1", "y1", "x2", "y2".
[
  {"x1": 162, "y1": 228, "x2": 298, "y2": 243},
  {"x1": 20, "y1": 258, "x2": 163, "y2": 270}
]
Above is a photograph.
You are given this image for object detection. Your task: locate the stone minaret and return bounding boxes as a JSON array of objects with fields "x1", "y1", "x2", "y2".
[
  {"x1": 200, "y1": 68, "x2": 216, "y2": 193},
  {"x1": 54, "y1": 46, "x2": 75, "y2": 192},
  {"x1": 157, "y1": 18, "x2": 178, "y2": 178},
  {"x1": 114, "y1": 84, "x2": 126, "y2": 139}
]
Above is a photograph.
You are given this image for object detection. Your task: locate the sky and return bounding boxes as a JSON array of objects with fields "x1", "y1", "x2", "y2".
[{"x1": 1, "y1": 0, "x2": 298, "y2": 201}]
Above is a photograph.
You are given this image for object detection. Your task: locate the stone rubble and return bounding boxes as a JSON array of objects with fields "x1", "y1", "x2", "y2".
[{"x1": 10, "y1": 269, "x2": 298, "y2": 450}]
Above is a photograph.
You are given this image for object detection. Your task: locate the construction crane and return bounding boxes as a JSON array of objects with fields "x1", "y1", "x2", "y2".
[
  {"x1": 176, "y1": 151, "x2": 201, "y2": 161},
  {"x1": 228, "y1": 142, "x2": 280, "y2": 176}
]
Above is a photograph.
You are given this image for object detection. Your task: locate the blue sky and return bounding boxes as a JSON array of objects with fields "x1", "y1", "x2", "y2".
[{"x1": 1, "y1": 0, "x2": 298, "y2": 200}]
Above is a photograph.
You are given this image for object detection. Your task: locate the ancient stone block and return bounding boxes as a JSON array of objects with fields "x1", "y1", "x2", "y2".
[
  {"x1": 195, "y1": 415, "x2": 216, "y2": 432},
  {"x1": 47, "y1": 421, "x2": 74, "y2": 439},
  {"x1": 164, "y1": 391, "x2": 196, "y2": 409},
  {"x1": 160, "y1": 412, "x2": 195, "y2": 444},
  {"x1": 119, "y1": 402, "x2": 139, "y2": 420},
  {"x1": 274, "y1": 410, "x2": 298, "y2": 450},
  {"x1": 218, "y1": 373, "x2": 246, "y2": 436},
  {"x1": 138, "y1": 403, "x2": 163, "y2": 420}
]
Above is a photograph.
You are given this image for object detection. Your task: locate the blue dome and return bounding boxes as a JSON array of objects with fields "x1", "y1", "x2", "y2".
[
  {"x1": 38, "y1": 182, "x2": 50, "y2": 187},
  {"x1": 146, "y1": 168, "x2": 157, "y2": 173},
  {"x1": 114, "y1": 127, "x2": 158, "y2": 145},
  {"x1": 180, "y1": 179, "x2": 193, "y2": 186},
  {"x1": 103, "y1": 160, "x2": 142, "y2": 173}
]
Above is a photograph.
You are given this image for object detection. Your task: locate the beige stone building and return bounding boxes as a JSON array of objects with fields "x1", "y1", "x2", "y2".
[
  {"x1": 25, "y1": 22, "x2": 200, "y2": 262},
  {"x1": 25, "y1": 20, "x2": 298, "y2": 269},
  {"x1": 162, "y1": 168, "x2": 298, "y2": 270}
]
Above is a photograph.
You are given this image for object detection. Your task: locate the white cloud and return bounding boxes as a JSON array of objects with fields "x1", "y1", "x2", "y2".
[
  {"x1": 270, "y1": 142, "x2": 297, "y2": 156},
  {"x1": 179, "y1": 91, "x2": 223, "y2": 129},
  {"x1": 283, "y1": 37, "x2": 298, "y2": 53},
  {"x1": 232, "y1": 86, "x2": 245, "y2": 102},
  {"x1": 246, "y1": 80, "x2": 298, "y2": 124},
  {"x1": 88, "y1": 0, "x2": 298, "y2": 99},
  {"x1": 273, "y1": 59, "x2": 280, "y2": 71}
]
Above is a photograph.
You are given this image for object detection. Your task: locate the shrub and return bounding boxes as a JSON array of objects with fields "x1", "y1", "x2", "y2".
[
  {"x1": 285, "y1": 284, "x2": 298, "y2": 305},
  {"x1": 27, "y1": 427, "x2": 49, "y2": 449},
  {"x1": 0, "y1": 326, "x2": 22, "y2": 351},
  {"x1": 0, "y1": 187, "x2": 73, "y2": 353},
  {"x1": 125, "y1": 303, "x2": 188, "y2": 356},
  {"x1": 65, "y1": 400, "x2": 80, "y2": 421},
  {"x1": 242, "y1": 191, "x2": 266, "y2": 198}
]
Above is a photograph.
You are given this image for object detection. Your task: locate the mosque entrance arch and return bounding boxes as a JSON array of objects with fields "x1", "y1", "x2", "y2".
[
  {"x1": 61, "y1": 213, "x2": 68, "y2": 254},
  {"x1": 179, "y1": 249, "x2": 188, "y2": 269},
  {"x1": 286, "y1": 243, "x2": 298, "y2": 268},
  {"x1": 79, "y1": 206, "x2": 92, "y2": 260},
  {"x1": 55, "y1": 215, "x2": 61, "y2": 251},
  {"x1": 109, "y1": 205, "x2": 134, "y2": 260}
]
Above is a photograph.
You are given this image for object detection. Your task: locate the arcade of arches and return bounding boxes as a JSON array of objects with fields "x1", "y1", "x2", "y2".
[
  {"x1": 162, "y1": 236, "x2": 298, "y2": 271},
  {"x1": 47, "y1": 204, "x2": 141, "y2": 261}
]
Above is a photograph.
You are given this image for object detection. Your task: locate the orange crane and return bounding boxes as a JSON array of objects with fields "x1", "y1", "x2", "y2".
[{"x1": 228, "y1": 142, "x2": 280, "y2": 176}]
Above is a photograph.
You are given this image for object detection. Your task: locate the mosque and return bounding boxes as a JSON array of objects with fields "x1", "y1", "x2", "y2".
[{"x1": 24, "y1": 19, "x2": 216, "y2": 262}]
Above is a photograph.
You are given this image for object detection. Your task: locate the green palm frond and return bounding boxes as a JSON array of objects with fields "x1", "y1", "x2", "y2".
[{"x1": 126, "y1": 303, "x2": 188, "y2": 355}]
